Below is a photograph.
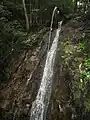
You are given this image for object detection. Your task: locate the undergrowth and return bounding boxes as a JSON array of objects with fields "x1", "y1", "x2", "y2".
[{"x1": 61, "y1": 31, "x2": 90, "y2": 114}]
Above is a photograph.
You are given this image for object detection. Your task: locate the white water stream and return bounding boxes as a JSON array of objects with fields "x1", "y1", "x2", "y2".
[{"x1": 30, "y1": 7, "x2": 62, "y2": 120}]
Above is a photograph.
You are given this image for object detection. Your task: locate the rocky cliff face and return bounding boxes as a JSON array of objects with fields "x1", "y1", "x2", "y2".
[{"x1": 0, "y1": 19, "x2": 90, "y2": 120}]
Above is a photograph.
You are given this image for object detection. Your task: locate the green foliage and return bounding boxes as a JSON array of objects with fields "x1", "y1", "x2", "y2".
[
  {"x1": 78, "y1": 37, "x2": 90, "y2": 112},
  {"x1": 61, "y1": 31, "x2": 90, "y2": 113},
  {"x1": 0, "y1": 2, "x2": 27, "y2": 82},
  {"x1": 84, "y1": 98, "x2": 90, "y2": 112}
]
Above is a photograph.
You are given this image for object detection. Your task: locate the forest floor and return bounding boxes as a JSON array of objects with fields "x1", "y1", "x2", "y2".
[{"x1": 0, "y1": 18, "x2": 90, "y2": 120}]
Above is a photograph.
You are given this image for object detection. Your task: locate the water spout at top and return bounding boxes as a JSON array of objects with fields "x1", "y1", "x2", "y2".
[
  {"x1": 48, "y1": 6, "x2": 59, "y2": 51},
  {"x1": 50, "y1": 6, "x2": 57, "y2": 30}
]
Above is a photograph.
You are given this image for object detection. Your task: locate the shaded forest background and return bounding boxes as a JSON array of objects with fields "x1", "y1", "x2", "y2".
[{"x1": 0, "y1": 0, "x2": 90, "y2": 82}]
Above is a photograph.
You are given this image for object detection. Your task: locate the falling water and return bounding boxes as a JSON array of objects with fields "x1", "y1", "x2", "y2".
[{"x1": 30, "y1": 7, "x2": 62, "y2": 120}]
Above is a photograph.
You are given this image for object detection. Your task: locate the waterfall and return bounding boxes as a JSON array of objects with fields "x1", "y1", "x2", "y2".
[{"x1": 30, "y1": 21, "x2": 62, "y2": 120}]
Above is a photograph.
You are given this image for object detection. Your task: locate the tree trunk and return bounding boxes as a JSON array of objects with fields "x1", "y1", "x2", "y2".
[
  {"x1": 30, "y1": 0, "x2": 32, "y2": 26},
  {"x1": 74, "y1": 0, "x2": 78, "y2": 12},
  {"x1": 22, "y1": 0, "x2": 29, "y2": 31}
]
